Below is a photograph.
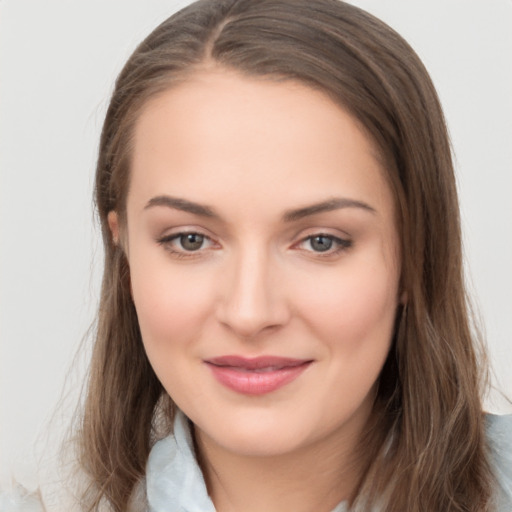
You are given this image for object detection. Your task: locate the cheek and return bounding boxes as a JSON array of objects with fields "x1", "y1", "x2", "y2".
[
  {"x1": 297, "y1": 256, "x2": 399, "y2": 360},
  {"x1": 129, "y1": 255, "x2": 215, "y2": 354},
  {"x1": 299, "y1": 260, "x2": 399, "y2": 424},
  {"x1": 129, "y1": 257, "x2": 220, "y2": 404}
]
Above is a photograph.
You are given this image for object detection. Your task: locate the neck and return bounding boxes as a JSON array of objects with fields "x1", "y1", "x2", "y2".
[{"x1": 194, "y1": 424, "x2": 363, "y2": 512}]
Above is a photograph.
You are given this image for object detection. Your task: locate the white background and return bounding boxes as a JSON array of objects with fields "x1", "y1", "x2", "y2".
[{"x1": 1, "y1": 0, "x2": 511, "y2": 485}]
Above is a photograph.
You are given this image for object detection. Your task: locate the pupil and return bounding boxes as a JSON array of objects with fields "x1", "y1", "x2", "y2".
[
  {"x1": 181, "y1": 233, "x2": 204, "y2": 251},
  {"x1": 311, "y1": 235, "x2": 332, "y2": 252}
]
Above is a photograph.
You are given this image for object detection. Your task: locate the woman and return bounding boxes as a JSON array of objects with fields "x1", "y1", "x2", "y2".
[{"x1": 4, "y1": 0, "x2": 511, "y2": 510}]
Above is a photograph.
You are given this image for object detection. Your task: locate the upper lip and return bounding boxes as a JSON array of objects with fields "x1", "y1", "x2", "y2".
[{"x1": 205, "y1": 355, "x2": 312, "y2": 370}]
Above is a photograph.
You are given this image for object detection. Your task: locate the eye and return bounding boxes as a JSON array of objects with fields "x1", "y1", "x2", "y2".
[
  {"x1": 309, "y1": 235, "x2": 335, "y2": 252},
  {"x1": 297, "y1": 233, "x2": 352, "y2": 255},
  {"x1": 156, "y1": 231, "x2": 217, "y2": 256},
  {"x1": 178, "y1": 233, "x2": 206, "y2": 251}
]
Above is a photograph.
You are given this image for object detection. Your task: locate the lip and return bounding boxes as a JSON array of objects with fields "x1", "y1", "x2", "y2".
[{"x1": 204, "y1": 356, "x2": 313, "y2": 395}]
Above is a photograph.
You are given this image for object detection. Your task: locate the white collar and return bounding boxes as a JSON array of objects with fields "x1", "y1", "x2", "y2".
[{"x1": 146, "y1": 411, "x2": 215, "y2": 512}]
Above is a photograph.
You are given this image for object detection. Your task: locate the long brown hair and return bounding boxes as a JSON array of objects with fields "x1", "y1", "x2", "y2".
[{"x1": 81, "y1": 0, "x2": 495, "y2": 510}]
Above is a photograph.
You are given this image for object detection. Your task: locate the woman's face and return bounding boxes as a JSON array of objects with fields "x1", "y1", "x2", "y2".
[{"x1": 116, "y1": 70, "x2": 401, "y2": 458}]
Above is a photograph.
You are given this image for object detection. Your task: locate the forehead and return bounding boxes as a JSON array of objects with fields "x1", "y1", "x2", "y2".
[{"x1": 128, "y1": 70, "x2": 393, "y2": 219}]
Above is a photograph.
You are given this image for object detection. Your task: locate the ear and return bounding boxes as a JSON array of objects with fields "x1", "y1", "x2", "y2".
[
  {"x1": 107, "y1": 210, "x2": 133, "y2": 298},
  {"x1": 107, "y1": 211, "x2": 120, "y2": 245}
]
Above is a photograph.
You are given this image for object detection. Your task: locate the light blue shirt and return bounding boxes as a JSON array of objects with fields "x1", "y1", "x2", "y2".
[
  {"x1": 486, "y1": 413, "x2": 512, "y2": 510},
  {"x1": 146, "y1": 411, "x2": 512, "y2": 512}
]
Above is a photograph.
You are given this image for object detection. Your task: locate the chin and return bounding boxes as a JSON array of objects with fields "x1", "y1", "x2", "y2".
[
  {"x1": 190, "y1": 403, "x2": 353, "y2": 460},
  {"x1": 211, "y1": 427, "x2": 312, "y2": 458}
]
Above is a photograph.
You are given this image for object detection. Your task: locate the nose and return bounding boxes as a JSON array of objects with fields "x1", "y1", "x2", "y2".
[{"x1": 215, "y1": 246, "x2": 290, "y2": 339}]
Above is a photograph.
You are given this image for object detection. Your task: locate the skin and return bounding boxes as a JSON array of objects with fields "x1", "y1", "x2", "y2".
[{"x1": 109, "y1": 69, "x2": 401, "y2": 512}]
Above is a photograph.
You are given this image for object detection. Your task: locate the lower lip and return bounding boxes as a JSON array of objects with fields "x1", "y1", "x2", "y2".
[{"x1": 205, "y1": 362, "x2": 311, "y2": 395}]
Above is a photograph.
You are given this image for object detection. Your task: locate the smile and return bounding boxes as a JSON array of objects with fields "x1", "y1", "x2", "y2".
[{"x1": 204, "y1": 356, "x2": 313, "y2": 395}]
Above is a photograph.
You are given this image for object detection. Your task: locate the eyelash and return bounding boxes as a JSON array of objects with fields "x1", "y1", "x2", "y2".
[
  {"x1": 156, "y1": 232, "x2": 216, "y2": 259},
  {"x1": 156, "y1": 232, "x2": 352, "y2": 259},
  {"x1": 295, "y1": 234, "x2": 352, "y2": 257}
]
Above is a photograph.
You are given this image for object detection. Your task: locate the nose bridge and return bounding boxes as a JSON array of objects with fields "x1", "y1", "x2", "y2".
[{"x1": 217, "y1": 241, "x2": 287, "y2": 338}]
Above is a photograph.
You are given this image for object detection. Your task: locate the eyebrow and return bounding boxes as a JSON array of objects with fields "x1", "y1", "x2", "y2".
[
  {"x1": 144, "y1": 195, "x2": 217, "y2": 217},
  {"x1": 144, "y1": 195, "x2": 376, "y2": 221},
  {"x1": 282, "y1": 197, "x2": 376, "y2": 222}
]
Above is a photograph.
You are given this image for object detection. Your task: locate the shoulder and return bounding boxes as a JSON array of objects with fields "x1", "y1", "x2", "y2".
[
  {"x1": 485, "y1": 413, "x2": 512, "y2": 509},
  {"x1": 0, "y1": 485, "x2": 46, "y2": 512},
  {"x1": 485, "y1": 413, "x2": 512, "y2": 464}
]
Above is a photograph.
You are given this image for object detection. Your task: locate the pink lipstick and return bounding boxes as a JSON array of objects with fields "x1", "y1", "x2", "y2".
[{"x1": 204, "y1": 356, "x2": 312, "y2": 395}]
